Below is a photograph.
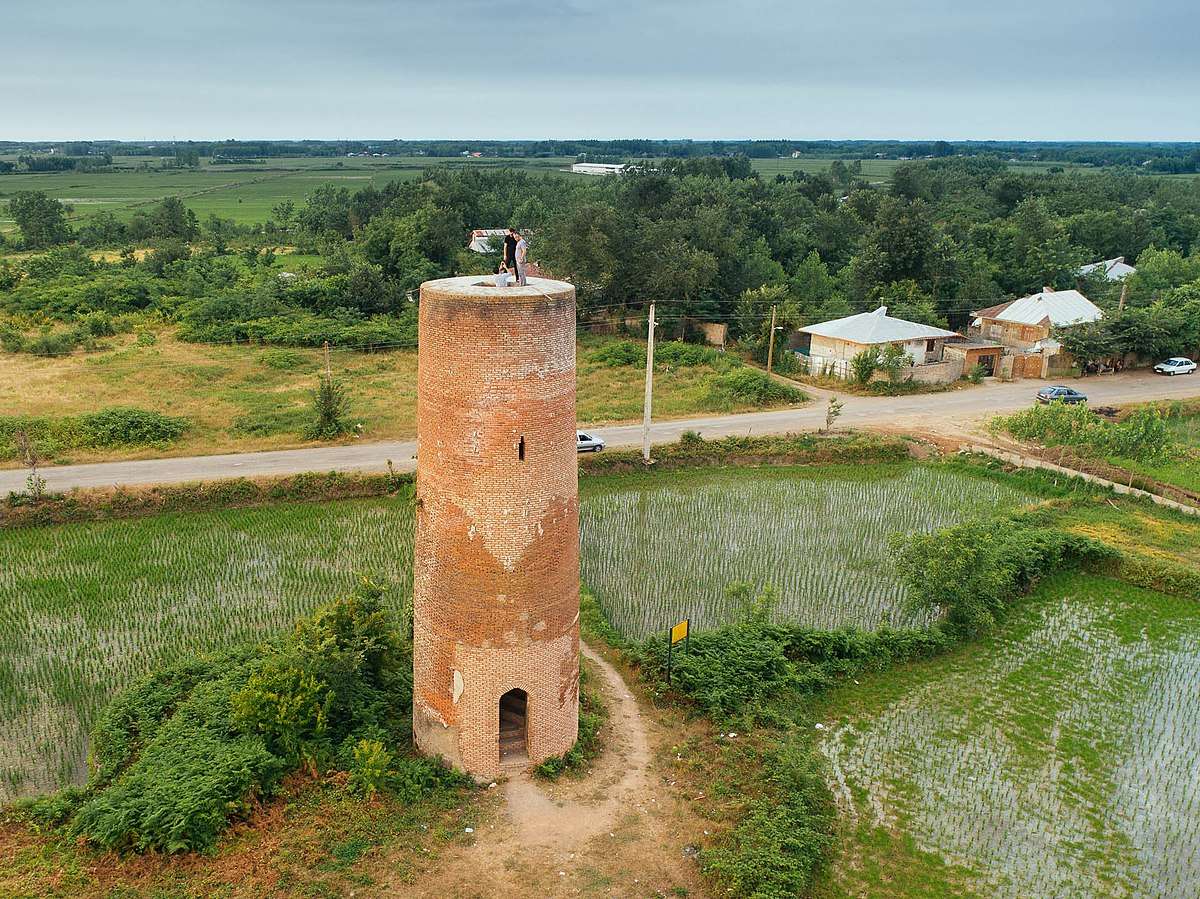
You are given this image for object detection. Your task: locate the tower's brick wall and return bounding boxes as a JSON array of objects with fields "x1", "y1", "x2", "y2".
[{"x1": 412, "y1": 275, "x2": 580, "y2": 779}]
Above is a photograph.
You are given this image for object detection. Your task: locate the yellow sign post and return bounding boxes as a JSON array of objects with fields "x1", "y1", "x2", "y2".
[{"x1": 666, "y1": 618, "x2": 690, "y2": 685}]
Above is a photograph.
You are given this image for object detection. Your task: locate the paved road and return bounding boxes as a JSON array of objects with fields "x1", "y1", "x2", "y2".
[{"x1": 3, "y1": 372, "x2": 1197, "y2": 494}]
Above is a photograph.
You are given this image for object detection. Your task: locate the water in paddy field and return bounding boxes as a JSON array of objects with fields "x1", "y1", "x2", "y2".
[
  {"x1": 820, "y1": 579, "x2": 1200, "y2": 898},
  {"x1": 579, "y1": 465, "x2": 1034, "y2": 639}
]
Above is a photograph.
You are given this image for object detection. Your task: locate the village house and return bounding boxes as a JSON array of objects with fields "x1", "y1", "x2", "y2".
[
  {"x1": 796, "y1": 306, "x2": 962, "y2": 382},
  {"x1": 970, "y1": 288, "x2": 1103, "y2": 378},
  {"x1": 1079, "y1": 256, "x2": 1136, "y2": 281},
  {"x1": 467, "y1": 228, "x2": 508, "y2": 253}
]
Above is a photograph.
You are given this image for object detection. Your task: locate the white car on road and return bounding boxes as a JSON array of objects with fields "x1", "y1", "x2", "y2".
[
  {"x1": 576, "y1": 431, "x2": 606, "y2": 453},
  {"x1": 1153, "y1": 357, "x2": 1197, "y2": 376}
]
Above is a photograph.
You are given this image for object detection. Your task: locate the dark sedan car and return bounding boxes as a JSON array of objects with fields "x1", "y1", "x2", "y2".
[{"x1": 1036, "y1": 385, "x2": 1088, "y2": 404}]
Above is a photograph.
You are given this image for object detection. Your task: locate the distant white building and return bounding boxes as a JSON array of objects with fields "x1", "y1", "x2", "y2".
[
  {"x1": 1079, "y1": 256, "x2": 1136, "y2": 281},
  {"x1": 571, "y1": 162, "x2": 626, "y2": 176},
  {"x1": 467, "y1": 228, "x2": 507, "y2": 253}
]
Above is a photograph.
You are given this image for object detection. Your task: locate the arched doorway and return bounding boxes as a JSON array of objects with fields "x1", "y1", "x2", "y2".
[{"x1": 499, "y1": 688, "x2": 528, "y2": 762}]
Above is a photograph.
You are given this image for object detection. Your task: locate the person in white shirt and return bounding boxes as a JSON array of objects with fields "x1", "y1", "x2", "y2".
[
  {"x1": 514, "y1": 234, "x2": 529, "y2": 285},
  {"x1": 494, "y1": 264, "x2": 512, "y2": 288}
]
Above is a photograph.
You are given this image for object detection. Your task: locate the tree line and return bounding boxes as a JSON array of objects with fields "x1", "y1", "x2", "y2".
[{"x1": 2, "y1": 155, "x2": 1199, "y2": 363}]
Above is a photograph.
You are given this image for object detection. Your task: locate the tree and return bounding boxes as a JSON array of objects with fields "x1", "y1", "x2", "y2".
[
  {"x1": 822, "y1": 396, "x2": 844, "y2": 432},
  {"x1": 307, "y1": 373, "x2": 351, "y2": 439},
  {"x1": 1054, "y1": 321, "x2": 1117, "y2": 368},
  {"x1": 272, "y1": 200, "x2": 296, "y2": 231},
  {"x1": 537, "y1": 202, "x2": 620, "y2": 312},
  {"x1": 879, "y1": 342, "x2": 910, "y2": 383},
  {"x1": 878, "y1": 280, "x2": 946, "y2": 327},
  {"x1": 850, "y1": 347, "x2": 879, "y2": 384},
  {"x1": 10, "y1": 191, "x2": 71, "y2": 249}
]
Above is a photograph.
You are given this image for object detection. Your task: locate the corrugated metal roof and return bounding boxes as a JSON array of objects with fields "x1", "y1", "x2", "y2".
[
  {"x1": 993, "y1": 290, "x2": 1103, "y2": 327},
  {"x1": 798, "y1": 307, "x2": 959, "y2": 344},
  {"x1": 1079, "y1": 257, "x2": 1136, "y2": 281}
]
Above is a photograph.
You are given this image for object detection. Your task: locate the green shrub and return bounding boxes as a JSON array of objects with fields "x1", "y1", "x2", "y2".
[
  {"x1": 850, "y1": 348, "x2": 879, "y2": 384},
  {"x1": 655, "y1": 340, "x2": 723, "y2": 368},
  {"x1": 26, "y1": 581, "x2": 437, "y2": 854},
  {"x1": 260, "y1": 348, "x2": 307, "y2": 370},
  {"x1": 347, "y1": 739, "x2": 393, "y2": 799},
  {"x1": 892, "y1": 516, "x2": 1118, "y2": 637},
  {"x1": 997, "y1": 401, "x2": 1175, "y2": 463},
  {"x1": 587, "y1": 340, "x2": 643, "y2": 367},
  {"x1": 0, "y1": 322, "x2": 25, "y2": 353},
  {"x1": 79, "y1": 407, "x2": 188, "y2": 446},
  {"x1": 306, "y1": 374, "x2": 352, "y2": 440},
  {"x1": 701, "y1": 741, "x2": 835, "y2": 899},
  {"x1": 704, "y1": 368, "x2": 806, "y2": 409}
]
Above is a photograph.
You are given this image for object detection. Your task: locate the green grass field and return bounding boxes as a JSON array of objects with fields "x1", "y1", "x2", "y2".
[
  {"x1": 0, "y1": 332, "x2": 800, "y2": 465},
  {"x1": 814, "y1": 572, "x2": 1200, "y2": 898}
]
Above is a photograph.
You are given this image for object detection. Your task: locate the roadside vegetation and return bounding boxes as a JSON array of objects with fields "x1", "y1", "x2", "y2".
[{"x1": 996, "y1": 399, "x2": 1200, "y2": 497}]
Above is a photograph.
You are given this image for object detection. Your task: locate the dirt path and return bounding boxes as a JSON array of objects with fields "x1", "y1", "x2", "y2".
[{"x1": 395, "y1": 643, "x2": 704, "y2": 899}]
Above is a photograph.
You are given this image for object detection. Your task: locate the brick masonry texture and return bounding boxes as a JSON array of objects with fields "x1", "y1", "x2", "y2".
[{"x1": 412, "y1": 275, "x2": 580, "y2": 779}]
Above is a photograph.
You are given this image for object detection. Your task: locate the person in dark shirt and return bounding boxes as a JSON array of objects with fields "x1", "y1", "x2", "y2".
[{"x1": 502, "y1": 227, "x2": 519, "y2": 272}]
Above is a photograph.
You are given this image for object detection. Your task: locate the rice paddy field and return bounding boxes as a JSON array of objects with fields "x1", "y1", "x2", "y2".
[
  {"x1": 815, "y1": 573, "x2": 1200, "y2": 899},
  {"x1": 579, "y1": 463, "x2": 1034, "y2": 637},
  {"x1": 0, "y1": 461, "x2": 1026, "y2": 802}
]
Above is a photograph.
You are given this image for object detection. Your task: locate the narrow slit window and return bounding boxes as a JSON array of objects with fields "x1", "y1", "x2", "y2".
[{"x1": 518, "y1": 436, "x2": 525, "y2": 461}]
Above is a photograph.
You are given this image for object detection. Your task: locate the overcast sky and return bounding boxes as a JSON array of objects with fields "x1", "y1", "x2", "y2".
[{"x1": 4, "y1": 0, "x2": 1198, "y2": 141}]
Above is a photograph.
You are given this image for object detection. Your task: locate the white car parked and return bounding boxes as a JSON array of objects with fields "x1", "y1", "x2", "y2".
[
  {"x1": 1153, "y1": 357, "x2": 1197, "y2": 376},
  {"x1": 576, "y1": 430, "x2": 606, "y2": 453}
]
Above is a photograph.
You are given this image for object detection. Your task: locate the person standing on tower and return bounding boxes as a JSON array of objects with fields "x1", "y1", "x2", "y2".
[
  {"x1": 514, "y1": 231, "x2": 529, "y2": 286},
  {"x1": 502, "y1": 227, "x2": 519, "y2": 277}
]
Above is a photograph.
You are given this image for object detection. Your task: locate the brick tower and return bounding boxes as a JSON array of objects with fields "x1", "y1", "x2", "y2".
[{"x1": 412, "y1": 274, "x2": 580, "y2": 779}]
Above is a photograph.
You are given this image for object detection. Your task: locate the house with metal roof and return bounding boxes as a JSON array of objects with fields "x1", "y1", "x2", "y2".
[
  {"x1": 970, "y1": 288, "x2": 1104, "y2": 378},
  {"x1": 1079, "y1": 256, "x2": 1136, "y2": 281},
  {"x1": 796, "y1": 306, "x2": 962, "y2": 380}
]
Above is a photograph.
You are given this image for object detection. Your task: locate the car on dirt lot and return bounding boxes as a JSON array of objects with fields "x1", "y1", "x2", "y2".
[
  {"x1": 1153, "y1": 357, "x2": 1197, "y2": 376},
  {"x1": 576, "y1": 431, "x2": 606, "y2": 452},
  {"x1": 1036, "y1": 385, "x2": 1088, "y2": 405}
]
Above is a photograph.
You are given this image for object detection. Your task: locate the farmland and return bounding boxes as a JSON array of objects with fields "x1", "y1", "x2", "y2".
[
  {"x1": 580, "y1": 463, "x2": 1034, "y2": 637},
  {"x1": 1, "y1": 459, "x2": 1020, "y2": 802},
  {"x1": 0, "y1": 155, "x2": 578, "y2": 234},
  {"x1": 816, "y1": 572, "x2": 1200, "y2": 898},
  {"x1": 0, "y1": 153, "x2": 1153, "y2": 239}
]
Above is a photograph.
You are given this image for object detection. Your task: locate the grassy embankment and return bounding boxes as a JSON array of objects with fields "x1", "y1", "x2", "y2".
[{"x1": 0, "y1": 333, "x2": 805, "y2": 465}]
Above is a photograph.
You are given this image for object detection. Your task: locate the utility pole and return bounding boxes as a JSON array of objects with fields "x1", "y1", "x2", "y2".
[
  {"x1": 1117, "y1": 282, "x2": 1128, "y2": 314},
  {"x1": 766, "y1": 305, "x2": 778, "y2": 374},
  {"x1": 642, "y1": 303, "x2": 656, "y2": 464},
  {"x1": 323, "y1": 340, "x2": 332, "y2": 377}
]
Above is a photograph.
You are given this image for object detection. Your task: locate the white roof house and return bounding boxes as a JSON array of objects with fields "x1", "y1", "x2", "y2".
[
  {"x1": 978, "y1": 289, "x2": 1103, "y2": 328},
  {"x1": 799, "y1": 306, "x2": 958, "y2": 344},
  {"x1": 1079, "y1": 256, "x2": 1136, "y2": 281},
  {"x1": 571, "y1": 162, "x2": 626, "y2": 176},
  {"x1": 467, "y1": 228, "x2": 507, "y2": 253}
]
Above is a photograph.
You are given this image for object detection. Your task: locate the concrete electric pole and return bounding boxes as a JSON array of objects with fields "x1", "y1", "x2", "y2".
[{"x1": 642, "y1": 302, "x2": 656, "y2": 463}]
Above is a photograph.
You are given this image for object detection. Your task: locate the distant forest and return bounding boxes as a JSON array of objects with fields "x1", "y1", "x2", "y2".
[{"x1": 2, "y1": 139, "x2": 1200, "y2": 173}]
